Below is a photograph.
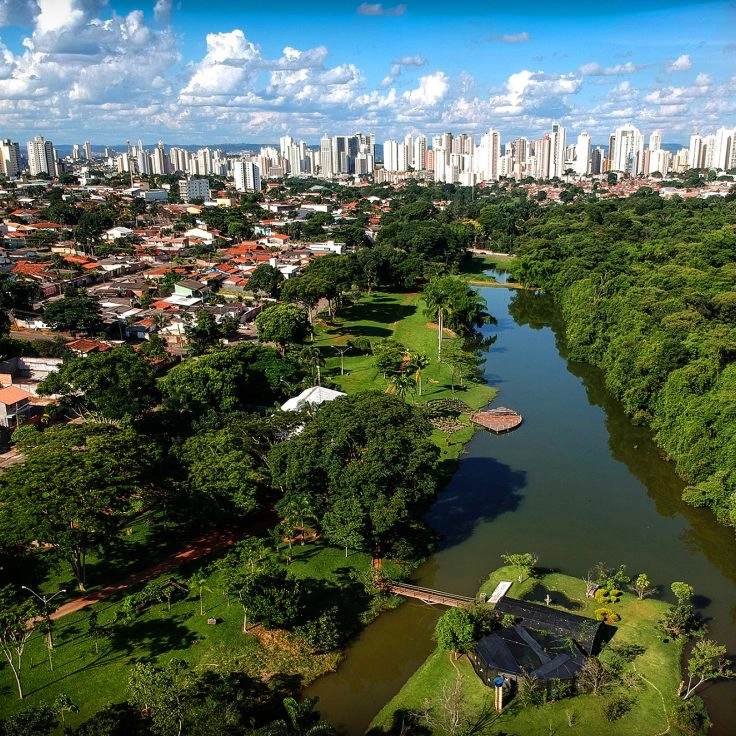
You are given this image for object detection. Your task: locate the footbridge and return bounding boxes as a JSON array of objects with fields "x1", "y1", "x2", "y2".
[{"x1": 383, "y1": 581, "x2": 475, "y2": 608}]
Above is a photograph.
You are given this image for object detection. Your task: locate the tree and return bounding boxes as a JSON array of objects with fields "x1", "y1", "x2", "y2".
[
  {"x1": 435, "y1": 608, "x2": 477, "y2": 659},
  {"x1": 385, "y1": 372, "x2": 412, "y2": 401},
  {"x1": 408, "y1": 352, "x2": 430, "y2": 397},
  {"x1": 321, "y1": 495, "x2": 366, "y2": 557},
  {"x1": 37, "y1": 346, "x2": 160, "y2": 420},
  {"x1": 128, "y1": 659, "x2": 196, "y2": 736},
  {"x1": 248, "y1": 264, "x2": 284, "y2": 298},
  {"x1": 0, "y1": 586, "x2": 38, "y2": 699},
  {"x1": 181, "y1": 427, "x2": 266, "y2": 516},
  {"x1": 54, "y1": 694, "x2": 79, "y2": 730},
  {"x1": 501, "y1": 552, "x2": 538, "y2": 583},
  {"x1": 1, "y1": 704, "x2": 58, "y2": 736},
  {"x1": 631, "y1": 573, "x2": 655, "y2": 600},
  {"x1": 183, "y1": 309, "x2": 220, "y2": 355},
  {"x1": 422, "y1": 276, "x2": 491, "y2": 363},
  {"x1": 281, "y1": 274, "x2": 330, "y2": 325},
  {"x1": 682, "y1": 639, "x2": 735, "y2": 699},
  {"x1": 268, "y1": 696, "x2": 336, "y2": 736},
  {"x1": 269, "y1": 392, "x2": 438, "y2": 556},
  {"x1": 256, "y1": 303, "x2": 310, "y2": 355},
  {"x1": 0, "y1": 425, "x2": 159, "y2": 589},
  {"x1": 671, "y1": 581, "x2": 694, "y2": 606},
  {"x1": 42, "y1": 286, "x2": 101, "y2": 333}
]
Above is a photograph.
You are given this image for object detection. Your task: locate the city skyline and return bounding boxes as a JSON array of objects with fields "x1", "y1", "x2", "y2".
[{"x1": 0, "y1": 1, "x2": 734, "y2": 143}]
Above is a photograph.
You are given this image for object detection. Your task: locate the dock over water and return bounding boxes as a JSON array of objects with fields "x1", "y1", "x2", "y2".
[{"x1": 470, "y1": 407, "x2": 523, "y2": 433}]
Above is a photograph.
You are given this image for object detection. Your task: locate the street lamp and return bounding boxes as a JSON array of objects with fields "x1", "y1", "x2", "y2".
[{"x1": 21, "y1": 586, "x2": 66, "y2": 652}]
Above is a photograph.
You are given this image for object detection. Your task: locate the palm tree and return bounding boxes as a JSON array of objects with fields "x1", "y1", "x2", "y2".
[
  {"x1": 408, "y1": 352, "x2": 430, "y2": 396},
  {"x1": 422, "y1": 278, "x2": 454, "y2": 363}
]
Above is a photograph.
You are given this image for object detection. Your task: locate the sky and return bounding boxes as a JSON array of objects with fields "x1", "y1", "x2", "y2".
[{"x1": 0, "y1": 0, "x2": 734, "y2": 145}]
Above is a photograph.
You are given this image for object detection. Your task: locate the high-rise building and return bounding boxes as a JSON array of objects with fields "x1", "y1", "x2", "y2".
[
  {"x1": 84, "y1": 140, "x2": 92, "y2": 161},
  {"x1": 688, "y1": 134, "x2": 704, "y2": 170},
  {"x1": 574, "y1": 132, "x2": 591, "y2": 176},
  {"x1": 548, "y1": 122, "x2": 566, "y2": 178},
  {"x1": 319, "y1": 134, "x2": 333, "y2": 178},
  {"x1": 413, "y1": 135, "x2": 427, "y2": 172},
  {"x1": 151, "y1": 141, "x2": 169, "y2": 175},
  {"x1": 233, "y1": 160, "x2": 261, "y2": 192},
  {"x1": 475, "y1": 129, "x2": 501, "y2": 181},
  {"x1": 26, "y1": 135, "x2": 56, "y2": 177},
  {"x1": 649, "y1": 131, "x2": 662, "y2": 151},
  {"x1": 0, "y1": 140, "x2": 20, "y2": 179},
  {"x1": 611, "y1": 123, "x2": 644, "y2": 175},
  {"x1": 711, "y1": 127, "x2": 734, "y2": 171},
  {"x1": 72, "y1": 144, "x2": 81, "y2": 160}
]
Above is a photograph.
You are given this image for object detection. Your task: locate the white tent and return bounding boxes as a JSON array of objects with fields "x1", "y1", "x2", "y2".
[{"x1": 281, "y1": 386, "x2": 346, "y2": 412}]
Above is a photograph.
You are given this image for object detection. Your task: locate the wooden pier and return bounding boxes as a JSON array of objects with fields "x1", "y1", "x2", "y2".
[
  {"x1": 470, "y1": 407, "x2": 523, "y2": 433},
  {"x1": 383, "y1": 582, "x2": 474, "y2": 608}
]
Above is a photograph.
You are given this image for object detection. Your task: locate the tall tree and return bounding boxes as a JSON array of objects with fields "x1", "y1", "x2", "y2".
[
  {"x1": 42, "y1": 286, "x2": 101, "y2": 334},
  {"x1": 255, "y1": 303, "x2": 310, "y2": 356},
  {"x1": 37, "y1": 346, "x2": 160, "y2": 420},
  {"x1": 248, "y1": 263, "x2": 284, "y2": 298},
  {"x1": 0, "y1": 587, "x2": 38, "y2": 700},
  {"x1": 0, "y1": 425, "x2": 158, "y2": 589}
]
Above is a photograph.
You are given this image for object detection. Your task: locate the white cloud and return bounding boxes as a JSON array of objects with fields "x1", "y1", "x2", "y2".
[
  {"x1": 578, "y1": 61, "x2": 640, "y2": 76},
  {"x1": 180, "y1": 30, "x2": 260, "y2": 97},
  {"x1": 403, "y1": 71, "x2": 448, "y2": 106},
  {"x1": 380, "y1": 54, "x2": 426, "y2": 87},
  {"x1": 488, "y1": 32, "x2": 531, "y2": 43},
  {"x1": 665, "y1": 54, "x2": 692, "y2": 72},
  {"x1": 153, "y1": 0, "x2": 171, "y2": 23},
  {"x1": 356, "y1": 3, "x2": 406, "y2": 17},
  {"x1": 491, "y1": 70, "x2": 582, "y2": 115}
]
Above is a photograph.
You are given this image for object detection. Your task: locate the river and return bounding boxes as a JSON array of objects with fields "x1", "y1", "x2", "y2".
[{"x1": 306, "y1": 281, "x2": 736, "y2": 735}]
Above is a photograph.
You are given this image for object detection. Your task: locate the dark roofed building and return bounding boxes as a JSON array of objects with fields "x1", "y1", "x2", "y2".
[
  {"x1": 468, "y1": 597, "x2": 603, "y2": 689},
  {"x1": 494, "y1": 597, "x2": 602, "y2": 655}
]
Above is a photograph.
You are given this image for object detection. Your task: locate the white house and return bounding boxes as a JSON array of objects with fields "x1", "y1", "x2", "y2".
[{"x1": 281, "y1": 386, "x2": 346, "y2": 412}]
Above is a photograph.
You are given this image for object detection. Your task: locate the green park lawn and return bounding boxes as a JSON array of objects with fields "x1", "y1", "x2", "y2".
[
  {"x1": 370, "y1": 567, "x2": 685, "y2": 736},
  {"x1": 0, "y1": 541, "x2": 381, "y2": 730},
  {"x1": 314, "y1": 290, "x2": 496, "y2": 411}
]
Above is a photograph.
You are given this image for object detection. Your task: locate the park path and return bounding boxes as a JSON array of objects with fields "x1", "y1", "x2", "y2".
[{"x1": 49, "y1": 526, "x2": 242, "y2": 621}]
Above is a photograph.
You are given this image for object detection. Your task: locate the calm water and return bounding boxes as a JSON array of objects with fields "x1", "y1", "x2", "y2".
[{"x1": 306, "y1": 283, "x2": 736, "y2": 734}]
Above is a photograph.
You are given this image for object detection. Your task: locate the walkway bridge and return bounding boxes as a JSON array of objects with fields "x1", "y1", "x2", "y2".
[{"x1": 383, "y1": 581, "x2": 474, "y2": 608}]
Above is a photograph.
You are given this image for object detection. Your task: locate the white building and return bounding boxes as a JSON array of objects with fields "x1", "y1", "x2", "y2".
[
  {"x1": 319, "y1": 134, "x2": 333, "y2": 178},
  {"x1": 475, "y1": 129, "x2": 501, "y2": 182},
  {"x1": 574, "y1": 132, "x2": 591, "y2": 176},
  {"x1": 0, "y1": 140, "x2": 20, "y2": 179},
  {"x1": 611, "y1": 123, "x2": 644, "y2": 175},
  {"x1": 549, "y1": 122, "x2": 567, "y2": 178},
  {"x1": 26, "y1": 135, "x2": 56, "y2": 177},
  {"x1": 179, "y1": 178, "x2": 211, "y2": 202},
  {"x1": 233, "y1": 160, "x2": 261, "y2": 192}
]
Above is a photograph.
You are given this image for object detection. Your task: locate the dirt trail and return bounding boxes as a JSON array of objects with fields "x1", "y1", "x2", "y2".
[{"x1": 49, "y1": 526, "x2": 240, "y2": 621}]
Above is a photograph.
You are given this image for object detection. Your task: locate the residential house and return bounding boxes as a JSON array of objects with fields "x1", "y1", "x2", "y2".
[{"x1": 0, "y1": 385, "x2": 34, "y2": 428}]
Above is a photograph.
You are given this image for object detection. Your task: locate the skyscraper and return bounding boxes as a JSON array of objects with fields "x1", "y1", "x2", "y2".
[
  {"x1": 574, "y1": 132, "x2": 591, "y2": 176},
  {"x1": 26, "y1": 135, "x2": 56, "y2": 177},
  {"x1": 233, "y1": 160, "x2": 261, "y2": 192},
  {"x1": 549, "y1": 122, "x2": 566, "y2": 178},
  {"x1": 612, "y1": 123, "x2": 644, "y2": 175},
  {"x1": 84, "y1": 140, "x2": 92, "y2": 161},
  {"x1": 0, "y1": 140, "x2": 20, "y2": 179},
  {"x1": 319, "y1": 134, "x2": 333, "y2": 178}
]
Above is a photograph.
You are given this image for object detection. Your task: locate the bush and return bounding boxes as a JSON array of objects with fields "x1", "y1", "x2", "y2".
[
  {"x1": 671, "y1": 697, "x2": 712, "y2": 735},
  {"x1": 347, "y1": 336, "x2": 372, "y2": 354},
  {"x1": 595, "y1": 607, "x2": 621, "y2": 623},
  {"x1": 594, "y1": 588, "x2": 610, "y2": 603},
  {"x1": 603, "y1": 693, "x2": 635, "y2": 721}
]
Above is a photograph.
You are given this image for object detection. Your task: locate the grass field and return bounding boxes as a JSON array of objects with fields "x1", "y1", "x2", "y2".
[
  {"x1": 0, "y1": 541, "x2": 381, "y2": 729},
  {"x1": 370, "y1": 567, "x2": 685, "y2": 736},
  {"x1": 314, "y1": 290, "x2": 497, "y2": 414}
]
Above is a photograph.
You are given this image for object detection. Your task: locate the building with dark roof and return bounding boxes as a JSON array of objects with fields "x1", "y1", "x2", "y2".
[{"x1": 468, "y1": 597, "x2": 603, "y2": 689}]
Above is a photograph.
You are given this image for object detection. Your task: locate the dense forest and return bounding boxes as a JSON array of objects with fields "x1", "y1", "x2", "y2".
[{"x1": 504, "y1": 189, "x2": 736, "y2": 533}]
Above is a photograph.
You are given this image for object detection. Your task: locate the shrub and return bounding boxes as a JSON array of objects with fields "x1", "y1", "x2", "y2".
[
  {"x1": 671, "y1": 697, "x2": 712, "y2": 735},
  {"x1": 603, "y1": 693, "x2": 635, "y2": 721},
  {"x1": 595, "y1": 607, "x2": 621, "y2": 623},
  {"x1": 594, "y1": 588, "x2": 611, "y2": 603}
]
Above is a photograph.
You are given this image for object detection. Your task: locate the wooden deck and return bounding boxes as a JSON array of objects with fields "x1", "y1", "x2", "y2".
[
  {"x1": 383, "y1": 582, "x2": 474, "y2": 608},
  {"x1": 470, "y1": 407, "x2": 523, "y2": 433}
]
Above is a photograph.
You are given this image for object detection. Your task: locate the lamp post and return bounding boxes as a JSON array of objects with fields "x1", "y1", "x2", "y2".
[{"x1": 21, "y1": 586, "x2": 66, "y2": 653}]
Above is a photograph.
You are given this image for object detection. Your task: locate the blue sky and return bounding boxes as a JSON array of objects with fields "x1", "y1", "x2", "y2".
[{"x1": 0, "y1": 0, "x2": 734, "y2": 145}]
